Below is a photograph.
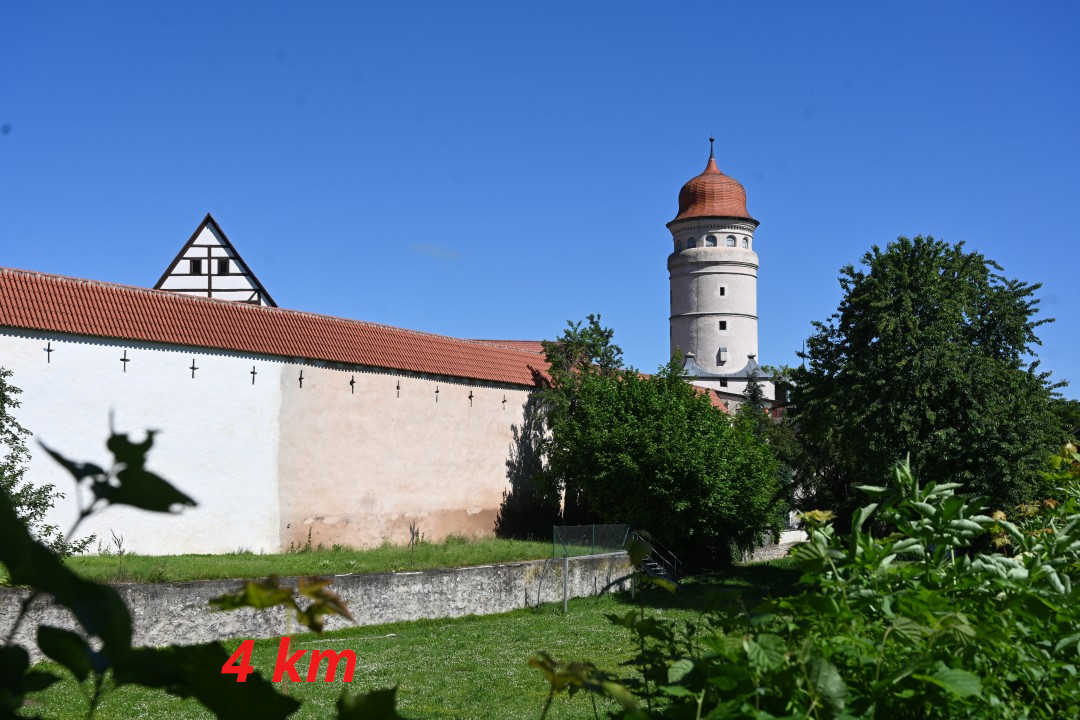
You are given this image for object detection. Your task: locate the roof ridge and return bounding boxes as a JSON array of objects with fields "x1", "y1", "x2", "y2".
[{"x1": 0, "y1": 265, "x2": 544, "y2": 363}]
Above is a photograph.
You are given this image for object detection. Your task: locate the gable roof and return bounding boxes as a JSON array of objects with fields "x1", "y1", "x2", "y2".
[
  {"x1": 154, "y1": 213, "x2": 277, "y2": 307},
  {"x1": 0, "y1": 267, "x2": 547, "y2": 387}
]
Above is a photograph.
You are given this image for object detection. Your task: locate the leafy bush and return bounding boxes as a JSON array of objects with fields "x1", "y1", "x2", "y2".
[
  {"x1": 535, "y1": 449, "x2": 1080, "y2": 718},
  {"x1": 540, "y1": 316, "x2": 784, "y2": 565}
]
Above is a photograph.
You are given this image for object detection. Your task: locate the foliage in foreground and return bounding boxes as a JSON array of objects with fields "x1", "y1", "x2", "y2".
[
  {"x1": 534, "y1": 447, "x2": 1080, "y2": 719},
  {"x1": 791, "y1": 236, "x2": 1064, "y2": 521},
  {"x1": 0, "y1": 425, "x2": 400, "y2": 719},
  {"x1": 536, "y1": 315, "x2": 784, "y2": 565}
]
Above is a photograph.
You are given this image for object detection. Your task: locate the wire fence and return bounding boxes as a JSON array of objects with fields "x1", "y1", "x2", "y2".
[{"x1": 552, "y1": 523, "x2": 631, "y2": 559}]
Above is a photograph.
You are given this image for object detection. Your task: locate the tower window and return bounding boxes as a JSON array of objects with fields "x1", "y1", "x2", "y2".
[
  {"x1": 706, "y1": 235, "x2": 717, "y2": 247},
  {"x1": 726, "y1": 236, "x2": 737, "y2": 247},
  {"x1": 719, "y1": 287, "x2": 726, "y2": 296},
  {"x1": 189, "y1": 258, "x2": 202, "y2": 275},
  {"x1": 217, "y1": 258, "x2": 230, "y2": 275},
  {"x1": 742, "y1": 237, "x2": 749, "y2": 248},
  {"x1": 718, "y1": 346, "x2": 728, "y2": 365},
  {"x1": 686, "y1": 237, "x2": 697, "y2": 249},
  {"x1": 719, "y1": 379, "x2": 728, "y2": 388},
  {"x1": 719, "y1": 321, "x2": 727, "y2": 331}
]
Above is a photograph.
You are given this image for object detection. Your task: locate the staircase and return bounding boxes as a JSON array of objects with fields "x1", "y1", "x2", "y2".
[{"x1": 626, "y1": 530, "x2": 681, "y2": 581}]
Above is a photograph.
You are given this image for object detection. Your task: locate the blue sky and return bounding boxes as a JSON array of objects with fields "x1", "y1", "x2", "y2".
[{"x1": 3, "y1": 2, "x2": 1078, "y2": 396}]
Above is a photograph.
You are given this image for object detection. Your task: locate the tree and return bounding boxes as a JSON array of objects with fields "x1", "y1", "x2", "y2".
[
  {"x1": 0, "y1": 367, "x2": 90, "y2": 554},
  {"x1": 737, "y1": 367, "x2": 798, "y2": 533},
  {"x1": 1051, "y1": 397, "x2": 1080, "y2": 440},
  {"x1": 495, "y1": 394, "x2": 561, "y2": 539},
  {"x1": 541, "y1": 317, "x2": 783, "y2": 565},
  {"x1": 539, "y1": 314, "x2": 624, "y2": 524},
  {"x1": 791, "y1": 236, "x2": 1063, "y2": 519}
]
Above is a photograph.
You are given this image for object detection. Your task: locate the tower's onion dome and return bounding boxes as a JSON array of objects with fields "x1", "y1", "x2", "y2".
[{"x1": 671, "y1": 155, "x2": 756, "y2": 223}]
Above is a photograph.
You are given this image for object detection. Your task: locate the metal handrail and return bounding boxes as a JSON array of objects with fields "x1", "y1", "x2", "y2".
[{"x1": 627, "y1": 529, "x2": 681, "y2": 580}]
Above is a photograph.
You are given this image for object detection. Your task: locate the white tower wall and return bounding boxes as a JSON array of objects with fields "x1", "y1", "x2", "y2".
[{"x1": 668, "y1": 218, "x2": 770, "y2": 400}]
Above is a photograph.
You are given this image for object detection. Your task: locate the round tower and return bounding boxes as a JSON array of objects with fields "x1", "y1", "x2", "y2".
[{"x1": 667, "y1": 142, "x2": 769, "y2": 400}]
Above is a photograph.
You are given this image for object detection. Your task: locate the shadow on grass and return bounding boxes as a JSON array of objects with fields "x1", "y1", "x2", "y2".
[{"x1": 613, "y1": 561, "x2": 803, "y2": 612}]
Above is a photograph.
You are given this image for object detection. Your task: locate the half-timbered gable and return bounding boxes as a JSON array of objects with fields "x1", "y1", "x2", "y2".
[{"x1": 154, "y1": 213, "x2": 276, "y2": 306}]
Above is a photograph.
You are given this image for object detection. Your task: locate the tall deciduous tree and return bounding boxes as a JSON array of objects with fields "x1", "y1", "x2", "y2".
[
  {"x1": 791, "y1": 236, "x2": 1063, "y2": 518},
  {"x1": 541, "y1": 317, "x2": 782, "y2": 565}
]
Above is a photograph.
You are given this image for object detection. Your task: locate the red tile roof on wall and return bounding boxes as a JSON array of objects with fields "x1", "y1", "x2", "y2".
[
  {"x1": 467, "y1": 339, "x2": 546, "y2": 355},
  {"x1": 0, "y1": 267, "x2": 548, "y2": 387}
]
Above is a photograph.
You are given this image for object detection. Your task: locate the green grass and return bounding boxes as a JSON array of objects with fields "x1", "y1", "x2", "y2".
[
  {"x1": 22, "y1": 566, "x2": 799, "y2": 719},
  {"x1": 1, "y1": 537, "x2": 584, "y2": 585}
]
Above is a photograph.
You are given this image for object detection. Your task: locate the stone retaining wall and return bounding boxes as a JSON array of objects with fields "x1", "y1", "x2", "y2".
[{"x1": 0, "y1": 552, "x2": 632, "y2": 661}]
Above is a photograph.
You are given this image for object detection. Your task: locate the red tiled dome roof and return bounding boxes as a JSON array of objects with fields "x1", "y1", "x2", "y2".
[{"x1": 671, "y1": 155, "x2": 755, "y2": 223}]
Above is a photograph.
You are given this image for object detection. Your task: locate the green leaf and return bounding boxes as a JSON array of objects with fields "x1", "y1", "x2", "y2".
[
  {"x1": 114, "y1": 643, "x2": 300, "y2": 719},
  {"x1": 36, "y1": 626, "x2": 93, "y2": 682},
  {"x1": 667, "y1": 658, "x2": 694, "y2": 683},
  {"x1": 600, "y1": 681, "x2": 639, "y2": 711},
  {"x1": 890, "y1": 537, "x2": 925, "y2": 556},
  {"x1": 627, "y1": 537, "x2": 651, "y2": 568},
  {"x1": 641, "y1": 576, "x2": 678, "y2": 594},
  {"x1": 852, "y1": 503, "x2": 879, "y2": 535},
  {"x1": 1054, "y1": 632, "x2": 1080, "y2": 655},
  {"x1": 744, "y1": 634, "x2": 785, "y2": 672},
  {"x1": 23, "y1": 669, "x2": 61, "y2": 694},
  {"x1": 295, "y1": 576, "x2": 355, "y2": 632},
  {"x1": 913, "y1": 665, "x2": 982, "y2": 699},
  {"x1": 854, "y1": 484, "x2": 889, "y2": 496},
  {"x1": 0, "y1": 491, "x2": 132, "y2": 662},
  {"x1": 336, "y1": 687, "x2": 406, "y2": 719},
  {"x1": 0, "y1": 645, "x2": 31, "y2": 715},
  {"x1": 807, "y1": 656, "x2": 847, "y2": 712},
  {"x1": 209, "y1": 577, "x2": 295, "y2": 612}
]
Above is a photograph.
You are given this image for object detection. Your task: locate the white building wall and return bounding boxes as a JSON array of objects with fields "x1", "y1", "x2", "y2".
[
  {"x1": 0, "y1": 329, "x2": 283, "y2": 554},
  {"x1": 0, "y1": 328, "x2": 534, "y2": 555}
]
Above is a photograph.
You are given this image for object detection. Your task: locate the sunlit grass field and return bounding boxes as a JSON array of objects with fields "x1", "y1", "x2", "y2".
[
  {"x1": 1, "y1": 537, "x2": 582, "y2": 586},
  {"x1": 22, "y1": 565, "x2": 798, "y2": 719}
]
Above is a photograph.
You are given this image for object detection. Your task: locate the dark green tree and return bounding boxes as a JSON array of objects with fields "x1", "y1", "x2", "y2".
[
  {"x1": 1051, "y1": 397, "x2": 1080, "y2": 440},
  {"x1": 495, "y1": 394, "x2": 561, "y2": 539},
  {"x1": 791, "y1": 236, "x2": 1063, "y2": 518},
  {"x1": 541, "y1": 318, "x2": 782, "y2": 565},
  {"x1": 539, "y1": 315, "x2": 624, "y2": 524}
]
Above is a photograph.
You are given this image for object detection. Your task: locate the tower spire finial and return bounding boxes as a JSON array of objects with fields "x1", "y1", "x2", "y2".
[{"x1": 708, "y1": 136, "x2": 715, "y2": 158}]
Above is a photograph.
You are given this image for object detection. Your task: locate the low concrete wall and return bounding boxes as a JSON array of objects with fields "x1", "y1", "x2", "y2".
[{"x1": 1, "y1": 552, "x2": 631, "y2": 661}]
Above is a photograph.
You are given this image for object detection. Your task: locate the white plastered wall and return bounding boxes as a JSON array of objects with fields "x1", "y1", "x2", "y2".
[
  {"x1": 1, "y1": 328, "x2": 534, "y2": 554},
  {"x1": 0, "y1": 329, "x2": 283, "y2": 554}
]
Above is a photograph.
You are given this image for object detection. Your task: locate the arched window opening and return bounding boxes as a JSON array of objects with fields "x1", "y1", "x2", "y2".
[
  {"x1": 686, "y1": 237, "x2": 697, "y2": 249},
  {"x1": 726, "y1": 235, "x2": 737, "y2": 247},
  {"x1": 742, "y1": 237, "x2": 750, "y2": 248},
  {"x1": 706, "y1": 235, "x2": 718, "y2": 247}
]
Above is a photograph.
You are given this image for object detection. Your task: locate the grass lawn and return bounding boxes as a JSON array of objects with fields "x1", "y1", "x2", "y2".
[
  {"x1": 21, "y1": 564, "x2": 799, "y2": 719},
  {"x1": 1, "y1": 537, "x2": 584, "y2": 585}
]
